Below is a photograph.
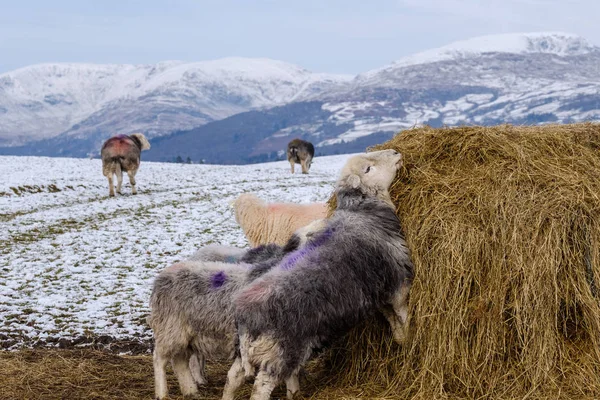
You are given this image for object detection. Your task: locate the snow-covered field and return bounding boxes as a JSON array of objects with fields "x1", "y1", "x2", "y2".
[{"x1": 0, "y1": 154, "x2": 353, "y2": 350}]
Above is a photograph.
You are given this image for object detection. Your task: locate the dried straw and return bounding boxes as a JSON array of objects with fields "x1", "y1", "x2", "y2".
[{"x1": 326, "y1": 123, "x2": 600, "y2": 399}]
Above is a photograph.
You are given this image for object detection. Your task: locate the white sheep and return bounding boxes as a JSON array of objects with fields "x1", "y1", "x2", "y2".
[{"x1": 232, "y1": 193, "x2": 328, "y2": 247}]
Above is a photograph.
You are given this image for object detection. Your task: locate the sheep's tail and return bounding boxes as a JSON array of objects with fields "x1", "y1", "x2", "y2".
[
  {"x1": 114, "y1": 157, "x2": 122, "y2": 175},
  {"x1": 289, "y1": 146, "x2": 298, "y2": 157},
  {"x1": 103, "y1": 156, "x2": 123, "y2": 177},
  {"x1": 237, "y1": 328, "x2": 256, "y2": 378}
]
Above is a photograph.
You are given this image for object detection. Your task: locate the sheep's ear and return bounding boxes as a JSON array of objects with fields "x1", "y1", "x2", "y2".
[{"x1": 346, "y1": 174, "x2": 361, "y2": 188}]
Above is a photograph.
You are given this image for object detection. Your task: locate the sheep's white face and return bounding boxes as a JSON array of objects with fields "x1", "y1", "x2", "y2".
[{"x1": 338, "y1": 149, "x2": 402, "y2": 192}]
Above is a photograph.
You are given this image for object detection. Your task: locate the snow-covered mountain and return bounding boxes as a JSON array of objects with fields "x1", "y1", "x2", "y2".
[
  {"x1": 358, "y1": 32, "x2": 593, "y2": 77},
  {"x1": 0, "y1": 58, "x2": 351, "y2": 146},
  {"x1": 253, "y1": 32, "x2": 600, "y2": 150},
  {"x1": 1, "y1": 32, "x2": 600, "y2": 162}
]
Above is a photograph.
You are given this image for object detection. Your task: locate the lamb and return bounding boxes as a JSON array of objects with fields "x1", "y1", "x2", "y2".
[
  {"x1": 232, "y1": 193, "x2": 328, "y2": 246},
  {"x1": 286, "y1": 138, "x2": 315, "y2": 174},
  {"x1": 149, "y1": 220, "x2": 325, "y2": 400},
  {"x1": 222, "y1": 149, "x2": 413, "y2": 400},
  {"x1": 100, "y1": 133, "x2": 151, "y2": 197}
]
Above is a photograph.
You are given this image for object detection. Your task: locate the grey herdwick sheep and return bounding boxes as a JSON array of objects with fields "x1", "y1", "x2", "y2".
[
  {"x1": 100, "y1": 133, "x2": 151, "y2": 197},
  {"x1": 222, "y1": 149, "x2": 413, "y2": 400},
  {"x1": 286, "y1": 138, "x2": 315, "y2": 174},
  {"x1": 149, "y1": 219, "x2": 326, "y2": 400}
]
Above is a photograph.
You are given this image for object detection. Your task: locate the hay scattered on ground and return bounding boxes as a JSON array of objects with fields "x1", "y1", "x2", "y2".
[
  {"x1": 0, "y1": 349, "x2": 355, "y2": 400},
  {"x1": 0, "y1": 349, "x2": 180, "y2": 400},
  {"x1": 327, "y1": 123, "x2": 600, "y2": 399}
]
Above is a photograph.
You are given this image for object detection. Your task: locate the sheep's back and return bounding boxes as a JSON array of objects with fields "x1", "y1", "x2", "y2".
[
  {"x1": 150, "y1": 261, "x2": 250, "y2": 339},
  {"x1": 235, "y1": 208, "x2": 410, "y2": 343}
]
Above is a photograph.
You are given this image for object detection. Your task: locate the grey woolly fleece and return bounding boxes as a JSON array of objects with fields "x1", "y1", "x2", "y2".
[{"x1": 234, "y1": 185, "x2": 414, "y2": 378}]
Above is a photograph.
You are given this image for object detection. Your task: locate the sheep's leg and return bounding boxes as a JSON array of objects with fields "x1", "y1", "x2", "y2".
[
  {"x1": 222, "y1": 357, "x2": 246, "y2": 400},
  {"x1": 127, "y1": 169, "x2": 137, "y2": 195},
  {"x1": 289, "y1": 160, "x2": 295, "y2": 174},
  {"x1": 382, "y1": 283, "x2": 411, "y2": 343},
  {"x1": 300, "y1": 159, "x2": 308, "y2": 174},
  {"x1": 153, "y1": 350, "x2": 169, "y2": 400},
  {"x1": 172, "y1": 352, "x2": 198, "y2": 396},
  {"x1": 116, "y1": 166, "x2": 123, "y2": 195},
  {"x1": 189, "y1": 352, "x2": 208, "y2": 385},
  {"x1": 285, "y1": 371, "x2": 300, "y2": 399},
  {"x1": 107, "y1": 175, "x2": 115, "y2": 197},
  {"x1": 250, "y1": 369, "x2": 278, "y2": 400},
  {"x1": 305, "y1": 157, "x2": 312, "y2": 173}
]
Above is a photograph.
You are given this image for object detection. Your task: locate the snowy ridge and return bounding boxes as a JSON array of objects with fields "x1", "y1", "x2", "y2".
[
  {"x1": 357, "y1": 32, "x2": 597, "y2": 80},
  {"x1": 303, "y1": 32, "x2": 600, "y2": 149},
  {"x1": 0, "y1": 58, "x2": 351, "y2": 145}
]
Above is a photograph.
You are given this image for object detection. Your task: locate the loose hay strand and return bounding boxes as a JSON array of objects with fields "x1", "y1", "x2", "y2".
[{"x1": 327, "y1": 123, "x2": 600, "y2": 399}]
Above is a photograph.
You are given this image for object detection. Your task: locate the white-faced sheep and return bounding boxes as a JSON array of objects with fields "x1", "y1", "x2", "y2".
[
  {"x1": 100, "y1": 133, "x2": 151, "y2": 197},
  {"x1": 286, "y1": 138, "x2": 315, "y2": 174},
  {"x1": 222, "y1": 150, "x2": 413, "y2": 400},
  {"x1": 148, "y1": 220, "x2": 325, "y2": 400},
  {"x1": 232, "y1": 193, "x2": 328, "y2": 247}
]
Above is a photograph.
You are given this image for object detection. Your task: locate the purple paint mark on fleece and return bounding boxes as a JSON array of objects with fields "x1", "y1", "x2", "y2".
[
  {"x1": 279, "y1": 228, "x2": 334, "y2": 270},
  {"x1": 210, "y1": 271, "x2": 227, "y2": 288}
]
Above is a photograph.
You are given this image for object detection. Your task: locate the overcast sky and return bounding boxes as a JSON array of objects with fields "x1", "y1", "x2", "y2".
[{"x1": 1, "y1": 0, "x2": 599, "y2": 75}]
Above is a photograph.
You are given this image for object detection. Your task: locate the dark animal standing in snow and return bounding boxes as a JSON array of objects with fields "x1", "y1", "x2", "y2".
[
  {"x1": 222, "y1": 149, "x2": 413, "y2": 400},
  {"x1": 286, "y1": 138, "x2": 315, "y2": 174},
  {"x1": 100, "y1": 133, "x2": 150, "y2": 197},
  {"x1": 148, "y1": 220, "x2": 324, "y2": 400}
]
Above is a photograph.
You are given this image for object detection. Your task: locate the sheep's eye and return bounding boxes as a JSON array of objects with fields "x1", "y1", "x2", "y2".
[{"x1": 365, "y1": 166, "x2": 371, "y2": 173}]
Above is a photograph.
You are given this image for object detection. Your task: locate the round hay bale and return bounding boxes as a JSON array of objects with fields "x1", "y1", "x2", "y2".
[{"x1": 326, "y1": 123, "x2": 600, "y2": 399}]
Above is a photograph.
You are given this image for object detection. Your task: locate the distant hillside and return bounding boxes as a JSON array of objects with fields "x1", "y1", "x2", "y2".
[
  {"x1": 0, "y1": 59, "x2": 350, "y2": 147},
  {"x1": 1, "y1": 32, "x2": 599, "y2": 162}
]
